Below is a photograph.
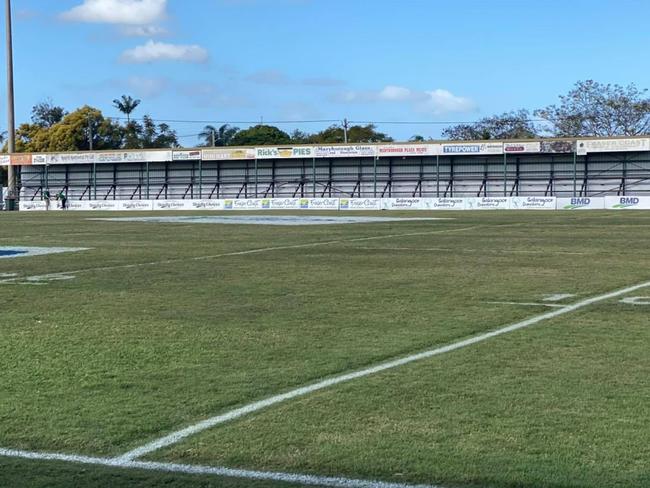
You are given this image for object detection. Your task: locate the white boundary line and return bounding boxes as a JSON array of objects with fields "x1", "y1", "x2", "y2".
[
  {"x1": 486, "y1": 301, "x2": 565, "y2": 308},
  {"x1": 0, "y1": 448, "x2": 439, "y2": 488},
  {"x1": 0, "y1": 226, "x2": 480, "y2": 284},
  {"x1": 115, "y1": 279, "x2": 650, "y2": 462},
  {"x1": 357, "y1": 246, "x2": 587, "y2": 256}
]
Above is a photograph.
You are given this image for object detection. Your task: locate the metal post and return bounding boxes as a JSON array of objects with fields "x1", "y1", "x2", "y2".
[
  {"x1": 92, "y1": 163, "x2": 96, "y2": 199},
  {"x1": 254, "y1": 158, "x2": 258, "y2": 198},
  {"x1": 198, "y1": 159, "x2": 202, "y2": 198},
  {"x1": 311, "y1": 156, "x2": 316, "y2": 197},
  {"x1": 503, "y1": 152, "x2": 507, "y2": 197},
  {"x1": 211, "y1": 129, "x2": 215, "y2": 147},
  {"x1": 343, "y1": 118, "x2": 349, "y2": 144},
  {"x1": 145, "y1": 161, "x2": 149, "y2": 199},
  {"x1": 5, "y1": 0, "x2": 16, "y2": 209},
  {"x1": 373, "y1": 155, "x2": 377, "y2": 197},
  {"x1": 88, "y1": 118, "x2": 93, "y2": 151},
  {"x1": 435, "y1": 154, "x2": 440, "y2": 197},
  {"x1": 572, "y1": 150, "x2": 577, "y2": 197}
]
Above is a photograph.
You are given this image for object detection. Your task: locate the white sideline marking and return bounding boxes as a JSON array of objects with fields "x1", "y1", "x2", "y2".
[
  {"x1": 0, "y1": 448, "x2": 439, "y2": 488},
  {"x1": 620, "y1": 296, "x2": 650, "y2": 305},
  {"x1": 486, "y1": 301, "x2": 564, "y2": 308},
  {"x1": 543, "y1": 294, "x2": 576, "y2": 302},
  {"x1": 2, "y1": 226, "x2": 480, "y2": 284},
  {"x1": 116, "y1": 279, "x2": 650, "y2": 462},
  {"x1": 358, "y1": 247, "x2": 587, "y2": 256}
]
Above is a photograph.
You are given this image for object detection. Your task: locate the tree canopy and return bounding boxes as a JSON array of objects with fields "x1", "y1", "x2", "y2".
[
  {"x1": 442, "y1": 110, "x2": 539, "y2": 140},
  {"x1": 229, "y1": 125, "x2": 292, "y2": 146}
]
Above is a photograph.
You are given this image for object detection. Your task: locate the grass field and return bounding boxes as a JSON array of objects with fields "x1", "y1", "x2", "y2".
[{"x1": 1, "y1": 210, "x2": 649, "y2": 488}]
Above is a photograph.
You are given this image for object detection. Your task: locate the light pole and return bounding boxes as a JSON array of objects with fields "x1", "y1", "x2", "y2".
[{"x1": 4, "y1": 0, "x2": 16, "y2": 210}]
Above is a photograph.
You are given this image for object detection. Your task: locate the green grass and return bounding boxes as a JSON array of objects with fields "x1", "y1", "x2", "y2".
[{"x1": 0, "y1": 210, "x2": 649, "y2": 487}]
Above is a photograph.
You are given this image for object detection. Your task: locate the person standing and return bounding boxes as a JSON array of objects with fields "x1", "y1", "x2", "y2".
[
  {"x1": 57, "y1": 190, "x2": 67, "y2": 210},
  {"x1": 44, "y1": 189, "x2": 51, "y2": 211}
]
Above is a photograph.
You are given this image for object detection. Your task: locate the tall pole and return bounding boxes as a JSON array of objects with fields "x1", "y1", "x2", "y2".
[
  {"x1": 5, "y1": 0, "x2": 16, "y2": 207},
  {"x1": 343, "y1": 118, "x2": 348, "y2": 144}
]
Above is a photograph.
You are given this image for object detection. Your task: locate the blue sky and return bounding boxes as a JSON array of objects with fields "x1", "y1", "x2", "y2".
[{"x1": 2, "y1": 0, "x2": 650, "y2": 145}]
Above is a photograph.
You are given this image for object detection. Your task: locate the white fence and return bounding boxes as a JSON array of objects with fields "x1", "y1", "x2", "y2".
[{"x1": 18, "y1": 196, "x2": 650, "y2": 212}]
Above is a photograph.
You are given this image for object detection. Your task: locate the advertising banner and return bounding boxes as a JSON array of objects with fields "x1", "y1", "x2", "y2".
[
  {"x1": 226, "y1": 198, "x2": 268, "y2": 210},
  {"x1": 441, "y1": 143, "x2": 503, "y2": 155},
  {"x1": 67, "y1": 200, "x2": 92, "y2": 211},
  {"x1": 299, "y1": 198, "x2": 340, "y2": 210},
  {"x1": 503, "y1": 142, "x2": 541, "y2": 154},
  {"x1": 0, "y1": 155, "x2": 10, "y2": 166},
  {"x1": 465, "y1": 197, "x2": 510, "y2": 210},
  {"x1": 115, "y1": 200, "x2": 154, "y2": 211},
  {"x1": 604, "y1": 195, "x2": 650, "y2": 210},
  {"x1": 10, "y1": 154, "x2": 33, "y2": 165},
  {"x1": 189, "y1": 199, "x2": 226, "y2": 210},
  {"x1": 339, "y1": 198, "x2": 381, "y2": 210},
  {"x1": 377, "y1": 144, "x2": 438, "y2": 157},
  {"x1": 153, "y1": 200, "x2": 196, "y2": 211},
  {"x1": 19, "y1": 200, "x2": 47, "y2": 211},
  {"x1": 381, "y1": 198, "x2": 436, "y2": 210},
  {"x1": 430, "y1": 198, "x2": 466, "y2": 210},
  {"x1": 314, "y1": 146, "x2": 376, "y2": 158},
  {"x1": 540, "y1": 140, "x2": 574, "y2": 153},
  {"x1": 32, "y1": 154, "x2": 48, "y2": 165},
  {"x1": 202, "y1": 148, "x2": 256, "y2": 160},
  {"x1": 556, "y1": 197, "x2": 606, "y2": 210},
  {"x1": 577, "y1": 138, "x2": 650, "y2": 155},
  {"x1": 510, "y1": 196, "x2": 556, "y2": 210},
  {"x1": 47, "y1": 153, "x2": 96, "y2": 165},
  {"x1": 256, "y1": 147, "x2": 314, "y2": 159},
  {"x1": 172, "y1": 150, "x2": 202, "y2": 161},
  {"x1": 270, "y1": 198, "x2": 302, "y2": 210},
  {"x1": 86, "y1": 200, "x2": 121, "y2": 211}
]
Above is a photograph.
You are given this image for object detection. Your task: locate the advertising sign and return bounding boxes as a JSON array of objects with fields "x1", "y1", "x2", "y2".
[
  {"x1": 465, "y1": 197, "x2": 510, "y2": 210},
  {"x1": 153, "y1": 200, "x2": 195, "y2": 211},
  {"x1": 314, "y1": 146, "x2": 376, "y2": 158},
  {"x1": 510, "y1": 196, "x2": 556, "y2": 209},
  {"x1": 540, "y1": 140, "x2": 574, "y2": 153},
  {"x1": 577, "y1": 138, "x2": 650, "y2": 155},
  {"x1": 0, "y1": 155, "x2": 10, "y2": 166},
  {"x1": 556, "y1": 197, "x2": 605, "y2": 210},
  {"x1": 202, "y1": 148, "x2": 256, "y2": 160},
  {"x1": 381, "y1": 198, "x2": 435, "y2": 210},
  {"x1": 255, "y1": 147, "x2": 314, "y2": 159},
  {"x1": 377, "y1": 144, "x2": 438, "y2": 157},
  {"x1": 339, "y1": 198, "x2": 381, "y2": 210},
  {"x1": 190, "y1": 199, "x2": 226, "y2": 210},
  {"x1": 227, "y1": 198, "x2": 268, "y2": 210},
  {"x1": 172, "y1": 150, "x2": 202, "y2": 161},
  {"x1": 441, "y1": 143, "x2": 502, "y2": 155},
  {"x1": 604, "y1": 196, "x2": 650, "y2": 210},
  {"x1": 10, "y1": 154, "x2": 33, "y2": 165},
  {"x1": 430, "y1": 198, "x2": 466, "y2": 210},
  {"x1": 115, "y1": 200, "x2": 154, "y2": 211},
  {"x1": 87, "y1": 200, "x2": 121, "y2": 211},
  {"x1": 270, "y1": 198, "x2": 301, "y2": 210},
  {"x1": 18, "y1": 200, "x2": 47, "y2": 211},
  {"x1": 299, "y1": 198, "x2": 340, "y2": 210},
  {"x1": 503, "y1": 142, "x2": 541, "y2": 153}
]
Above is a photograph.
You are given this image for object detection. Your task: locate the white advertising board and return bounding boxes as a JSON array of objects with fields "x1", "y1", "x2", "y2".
[
  {"x1": 67, "y1": 200, "x2": 92, "y2": 211},
  {"x1": 577, "y1": 138, "x2": 650, "y2": 155},
  {"x1": 202, "y1": 148, "x2": 255, "y2": 160},
  {"x1": 46, "y1": 151, "x2": 171, "y2": 165},
  {"x1": 510, "y1": 196, "x2": 556, "y2": 210},
  {"x1": 226, "y1": 198, "x2": 268, "y2": 210},
  {"x1": 604, "y1": 196, "x2": 650, "y2": 210},
  {"x1": 19, "y1": 200, "x2": 47, "y2": 211},
  {"x1": 381, "y1": 198, "x2": 436, "y2": 210},
  {"x1": 299, "y1": 198, "x2": 340, "y2": 210},
  {"x1": 189, "y1": 199, "x2": 226, "y2": 210},
  {"x1": 465, "y1": 197, "x2": 510, "y2": 210},
  {"x1": 255, "y1": 147, "x2": 314, "y2": 159},
  {"x1": 503, "y1": 142, "x2": 541, "y2": 154},
  {"x1": 0, "y1": 155, "x2": 10, "y2": 166},
  {"x1": 153, "y1": 200, "x2": 197, "y2": 211},
  {"x1": 441, "y1": 143, "x2": 503, "y2": 155},
  {"x1": 339, "y1": 198, "x2": 381, "y2": 210},
  {"x1": 376, "y1": 144, "x2": 438, "y2": 157},
  {"x1": 86, "y1": 200, "x2": 121, "y2": 211},
  {"x1": 172, "y1": 150, "x2": 202, "y2": 161},
  {"x1": 430, "y1": 198, "x2": 466, "y2": 210},
  {"x1": 115, "y1": 200, "x2": 154, "y2": 211},
  {"x1": 556, "y1": 197, "x2": 606, "y2": 210},
  {"x1": 270, "y1": 198, "x2": 302, "y2": 210},
  {"x1": 314, "y1": 146, "x2": 376, "y2": 158}
]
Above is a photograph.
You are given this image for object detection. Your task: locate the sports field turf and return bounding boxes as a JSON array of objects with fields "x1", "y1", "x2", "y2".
[{"x1": 0, "y1": 210, "x2": 648, "y2": 488}]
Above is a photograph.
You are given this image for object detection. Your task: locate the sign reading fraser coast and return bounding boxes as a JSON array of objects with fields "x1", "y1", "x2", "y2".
[{"x1": 577, "y1": 138, "x2": 650, "y2": 155}]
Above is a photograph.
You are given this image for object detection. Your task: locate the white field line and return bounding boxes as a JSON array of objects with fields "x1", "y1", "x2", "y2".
[
  {"x1": 357, "y1": 246, "x2": 587, "y2": 256},
  {"x1": 486, "y1": 301, "x2": 565, "y2": 308},
  {"x1": 116, "y1": 279, "x2": 650, "y2": 463},
  {"x1": 0, "y1": 448, "x2": 439, "y2": 488},
  {"x1": 0, "y1": 226, "x2": 480, "y2": 284}
]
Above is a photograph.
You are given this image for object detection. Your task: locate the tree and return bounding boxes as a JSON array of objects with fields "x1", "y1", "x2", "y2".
[
  {"x1": 198, "y1": 124, "x2": 239, "y2": 146},
  {"x1": 409, "y1": 135, "x2": 425, "y2": 142},
  {"x1": 306, "y1": 124, "x2": 393, "y2": 143},
  {"x1": 31, "y1": 99, "x2": 66, "y2": 128},
  {"x1": 442, "y1": 110, "x2": 539, "y2": 140},
  {"x1": 112, "y1": 95, "x2": 141, "y2": 123},
  {"x1": 289, "y1": 129, "x2": 311, "y2": 144},
  {"x1": 229, "y1": 125, "x2": 291, "y2": 146},
  {"x1": 535, "y1": 80, "x2": 650, "y2": 137}
]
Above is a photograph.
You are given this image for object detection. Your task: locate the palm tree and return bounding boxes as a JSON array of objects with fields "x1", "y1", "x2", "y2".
[
  {"x1": 112, "y1": 95, "x2": 141, "y2": 123},
  {"x1": 198, "y1": 124, "x2": 240, "y2": 147}
]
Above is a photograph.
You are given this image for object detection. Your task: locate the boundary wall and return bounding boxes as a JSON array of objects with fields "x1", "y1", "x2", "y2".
[{"x1": 19, "y1": 196, "x2": 650, "y2": 212}]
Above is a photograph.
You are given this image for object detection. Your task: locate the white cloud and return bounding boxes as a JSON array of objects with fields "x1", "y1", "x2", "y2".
[
  {"x1": 120, "y1": 40, "x2": 209, "y2": 63},
  {"x1": 120, "y1": 25, "x2": 168, "y2": 37},
  {"x1": 60, "y1": 0, "x2": 167, "y2": 26},
  {"x1": 423, "y1": 89, "x2": 476, "y2": 114},
  {"x1": 246, "y1": 70, "x2": 290, "y2": 85},
  {"x1": 336, "y1": 85, "x2": 476, "y2": 115}
]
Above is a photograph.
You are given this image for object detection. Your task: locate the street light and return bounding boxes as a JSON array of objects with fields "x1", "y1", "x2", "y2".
[{"x1": 4, "y1": 0, "x2": 16, "y2": 210}]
